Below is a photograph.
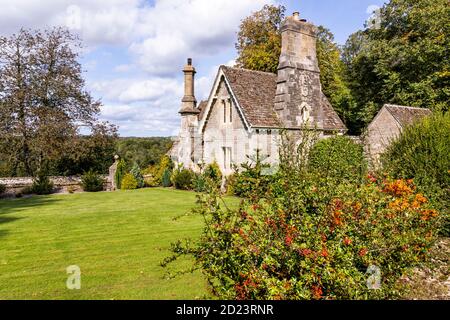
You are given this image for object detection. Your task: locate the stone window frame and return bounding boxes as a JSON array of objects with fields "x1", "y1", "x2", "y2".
[
  {"x1": 223, "y1": 99, "x2": 227, "y2": 123},
  {"x1": 228, "y1": 98, "x2": 232, "y2": 123},
  {"x1": 222, "y1": 146, "x2": 232, "y2": 169}
]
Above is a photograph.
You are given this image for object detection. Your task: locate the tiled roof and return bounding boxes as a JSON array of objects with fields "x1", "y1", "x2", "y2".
[
  {"x1": 320, "y1": 93, "x2": 347, "y2": 131},
  {"x1": 221, "y1": 66, "x2": 281, "y2": 128},
  {"x1": 385, "y1": 104, "x2": 432, "y2": 127}
]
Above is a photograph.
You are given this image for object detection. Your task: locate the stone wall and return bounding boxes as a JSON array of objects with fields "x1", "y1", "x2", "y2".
[
  {"x1": 203, "y1": 79, "x2": 280, "y2": 175},
  {"x1": 364, "y1": 107, "x2": 402, "y2": 166},
  {"x1": 0, "y1": 175, "x2": 111, "y2": 196}
]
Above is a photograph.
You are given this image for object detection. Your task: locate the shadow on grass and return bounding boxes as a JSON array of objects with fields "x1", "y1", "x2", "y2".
[{"x1": 0, "y1": 196, "x2": 61, "y2": 239}]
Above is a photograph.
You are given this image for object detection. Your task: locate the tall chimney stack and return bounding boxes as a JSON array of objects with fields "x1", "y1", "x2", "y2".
[
  {"x1": 179, "y1": 58, "x2": 199, "y2": 114},
  {"x1": 274, "y1": 12, "x2": 321, "y2": 128}
]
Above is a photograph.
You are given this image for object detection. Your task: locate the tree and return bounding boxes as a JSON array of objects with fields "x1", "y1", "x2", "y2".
[
  {"x1": 235, "y1": 5, "x2": 285, "y2": 73},
  {"x1": 343, "y1": 0, "x2": 449, "y2": 133},
  {"x1": 130, "y1": 163, "x2": 145, "y2": 188},
  {"x1": 52, "y1": 122, "x2": 118, "y2": 176},
  {"x1": 115, "y1": 137, "x2": 173, "y2": 171},
  {"x1": 0, "y1": 28, "x2": 116, "y2": 177},
  {"x1": 316, "y1": 27, "x2": 358, "y2": 133}
]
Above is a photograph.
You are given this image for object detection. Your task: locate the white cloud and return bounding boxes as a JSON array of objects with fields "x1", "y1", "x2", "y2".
[
  {"x1": 91, "y1": 78, "x2": 183, "y2": 104},
  {"x1": 100, "y1": 101, "x2": 181, "y2": 137},
  {"x1": 0, "y1": 0, "x2": 276, "y2": 136},
  {"x1": 130, "y1": 0, "x2": 273, "y2": 75},
  {"x1": 0, "y1": 0, "x2": 273, "y2": 75},
  {"x1": 0, "y1": 0, "x2": 142, "y2": 45},
  {"x1": 114, "y1": 64, "x2": 134, "y2": 73}
]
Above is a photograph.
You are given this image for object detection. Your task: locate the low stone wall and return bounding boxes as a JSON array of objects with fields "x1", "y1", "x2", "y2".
[{"x1": 0, "y1": 175, "x2": 111, "y2": 196}]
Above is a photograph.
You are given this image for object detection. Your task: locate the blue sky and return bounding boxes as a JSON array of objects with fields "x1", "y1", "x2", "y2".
[{"x1": 0, "y1": 0, "x2": 386, "y2": 137}]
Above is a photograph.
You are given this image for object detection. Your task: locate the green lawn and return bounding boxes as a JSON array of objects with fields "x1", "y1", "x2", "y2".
[{"x1": 0, "y1": 188, "x2": 221, "y2": 300}]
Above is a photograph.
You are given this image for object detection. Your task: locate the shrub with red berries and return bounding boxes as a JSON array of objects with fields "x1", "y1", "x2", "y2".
[{"x1": 163, "y1": 132, "x2": 441, "y2": 300}]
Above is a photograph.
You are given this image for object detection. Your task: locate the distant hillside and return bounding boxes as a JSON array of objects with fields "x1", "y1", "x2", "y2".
[{"x1": 116, "y1": 137, "x2": 173, "y2": 170}]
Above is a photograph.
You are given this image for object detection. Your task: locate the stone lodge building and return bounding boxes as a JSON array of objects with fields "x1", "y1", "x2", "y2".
[
  {"x1": 364, "y1": 104, "x2": 432, "y2": 165},
  {"x1": 171, "y1": 12, "x2": 346, "y2": 174}
]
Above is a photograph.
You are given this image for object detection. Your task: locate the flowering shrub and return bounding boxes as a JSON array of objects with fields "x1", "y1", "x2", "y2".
[
  {"x1": 163, "y1": 132, "x2": 441, "y2": 300},
  {"x1": 381, "y1": 112, "x2": 449, "y2": 236}
]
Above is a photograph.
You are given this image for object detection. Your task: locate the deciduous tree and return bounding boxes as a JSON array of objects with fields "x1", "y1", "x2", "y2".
[
  {"x1": 343, "y1": 0, "x2": 450, "y2": 133},
  {"x1": 0, "y1": 28, "x2": 116, "y2": 176}
]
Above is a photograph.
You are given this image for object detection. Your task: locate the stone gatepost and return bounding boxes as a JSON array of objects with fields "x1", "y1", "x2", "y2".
[{"x1": 109, "y1": 155, "x2": 120, "y2": 191}]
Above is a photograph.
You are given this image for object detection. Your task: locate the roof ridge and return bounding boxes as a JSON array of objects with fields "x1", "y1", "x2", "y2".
[
  {"x1": 384, "y1": 104, "x2": 431, "y2": 111},
  {"x1": 220, "y1": 65, "x2": 276, "y2": 76}
]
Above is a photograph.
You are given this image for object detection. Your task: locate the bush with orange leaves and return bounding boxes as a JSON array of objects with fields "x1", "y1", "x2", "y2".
[{"x1": 163, "y1": 132, "x2": 442, "y2": 300}]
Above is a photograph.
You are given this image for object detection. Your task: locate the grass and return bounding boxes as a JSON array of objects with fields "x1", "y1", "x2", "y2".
[{"x1": 0, "y1": 188, "x2": 229, "y2": 300}]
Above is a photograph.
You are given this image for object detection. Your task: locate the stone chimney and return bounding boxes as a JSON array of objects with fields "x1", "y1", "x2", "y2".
[
  {"x1": 179, "y1": 58, "x2": 199, "y2": 114},
  {"x1": 274, "y1": 12, "x2": 322, "y2": 128},
  {"x1": 177, "y1": 58, "x2": 201, "y2": 171}
]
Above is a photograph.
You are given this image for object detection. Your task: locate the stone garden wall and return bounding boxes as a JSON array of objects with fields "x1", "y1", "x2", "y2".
[{"x1": 0, "y1": 175, "x2": 111, "y2": 197}]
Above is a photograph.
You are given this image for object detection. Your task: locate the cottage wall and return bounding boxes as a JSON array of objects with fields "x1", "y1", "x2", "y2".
[
  {"x1": 365, "y1": 107, "x2": 402, "y2": 164},
  {"x1": 202, "y1": 80, "x2": 279, "y2": 175}
]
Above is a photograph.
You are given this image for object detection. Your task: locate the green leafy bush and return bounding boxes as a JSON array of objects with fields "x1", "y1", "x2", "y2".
[
  {"x1": 161, "y1": 168, "x2": 172, "y2": 187},
  {"x1": 130, "y1": 163, "x2": 145, "y2": 188},
  {"x1": 81, "y1": 170, "x2": 104, "y2": 192},
  {"x1": 115, "y1": 159, "x2": 126, "y2": 189},
  {"x1": 382, "y1": 112, "x2": 449, "y2": 235},
  {"x1": 225, "y1": 174, "x2": 236, "y2": 196},
  {"x1": 192, "y1": 173, "x2": 206, "y2": 192},
  {"x1": 120, "y1": 173, "x2": 138, "y2": 190},
  {"x1": 308, "y1": 135, "x2": 366, "y2": 183},
  {"x1": 172, "y1": 168, "x2": 194, "y2": 190},
  {"x1": 20, "y1": 186, "x2": 33, "y2": 196},
  {"x1": 31, "y1": 172, "x2": 54, "y2": 195},
  {"x1": 230, "y1": 150, "x2": 276, "y2": 199},
  {"x1": 203, "y1": 161, "x2": 223, "y2": 187},
  {"x1": 164, "y1": 131, "x2": 441, "y2": 300},
  {"x1": 0, "y1": 183, "x2": 5, "y2": 195}
]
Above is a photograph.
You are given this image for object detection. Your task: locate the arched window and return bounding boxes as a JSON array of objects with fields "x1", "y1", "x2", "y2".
[{"x1": 300, "y1": 103, "x2": 310, "y2": 123}]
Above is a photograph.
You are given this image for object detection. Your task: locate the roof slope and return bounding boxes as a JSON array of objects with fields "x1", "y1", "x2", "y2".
[
  {"x1": 320, "y1": 93, "x2": 347, "y2": 131},
  {"x1": 209, "y1": 66, "x2": 346, "y2": 131},
  {"x1": 221, "y1": 66, "x2": 281, "y2": 128},
  {"x1": 385, "y1": 104, "x2": 432, "y2": 127}
]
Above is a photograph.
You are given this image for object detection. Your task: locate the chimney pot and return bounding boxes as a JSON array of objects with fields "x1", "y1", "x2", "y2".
[
  {"x1": 293, "y1": 12, "x2": 300, "y2": 20},
  {"x1": 187, "y1": 58, "x2": 192, "y2": 66}
]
